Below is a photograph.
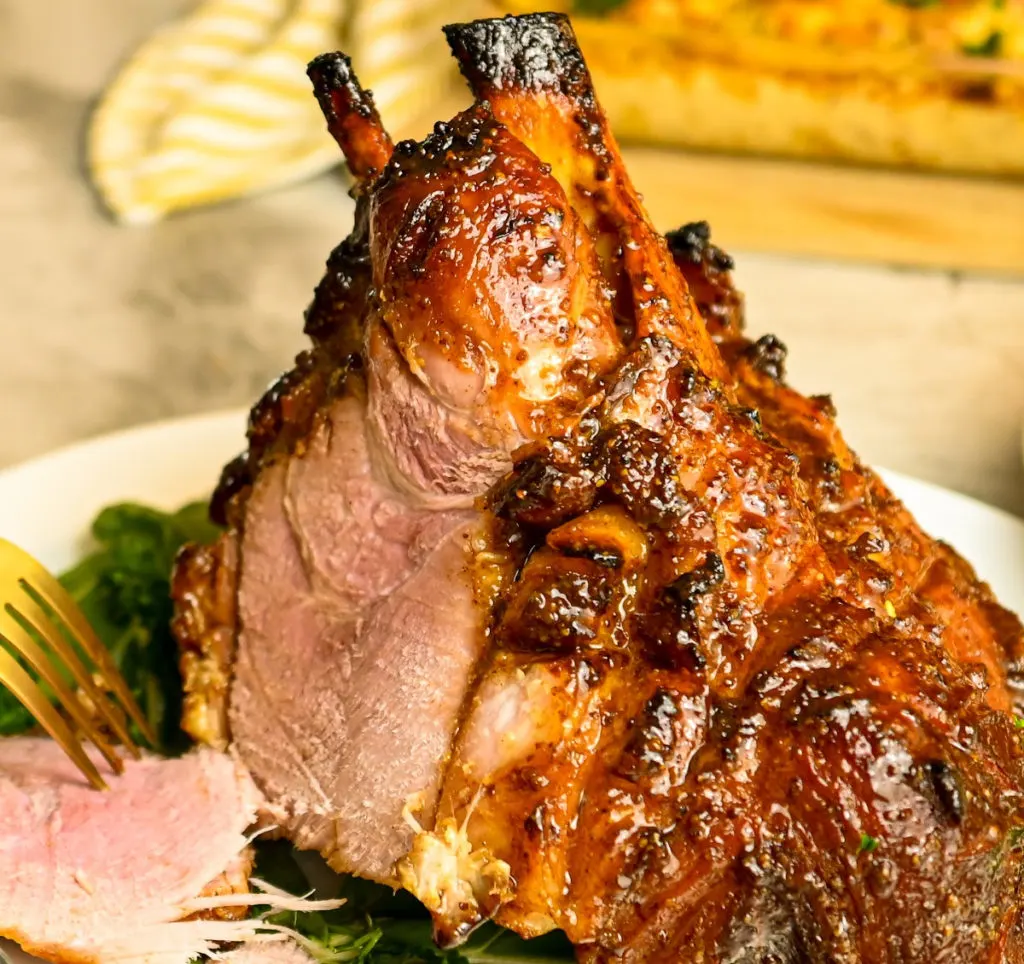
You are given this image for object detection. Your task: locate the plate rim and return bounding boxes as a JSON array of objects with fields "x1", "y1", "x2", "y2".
[{"x1": 0, "y1": 407, "x2": 247, "y2": 487}]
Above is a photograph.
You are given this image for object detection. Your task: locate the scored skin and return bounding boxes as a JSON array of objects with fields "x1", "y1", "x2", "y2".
[
  {"x1": 575, "y1": 345, "x2": 1023, "y2": 961},
  {"x1": 449, "y1": 336, "x2": 1024, "y2": 959},
  {"x1": 667, "y1": 220, "x2": 1024, "y2": 714},
  {"x1": 457, "y1": 10, "x2": 1024, "y2": 725},
  {"x1": 427, "y1": 13, "x2": 1024, "y2": 961}
]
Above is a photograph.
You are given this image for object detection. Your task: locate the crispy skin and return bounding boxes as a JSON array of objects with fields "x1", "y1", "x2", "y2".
[
  {"x1": 427, "y1": 13, "x2": 1024, "y2": 961},
  {"x1": 460, "y1": 331, "x2": 1024, "y2": 960},
  {"x1": 367, "y1": 105, "x2": 621, "y2": 450},
  {"x1": 667, "y1": 219, "x2": 1024, "y2": 714},
  {"x1": 445, "y1": 14, "x2": 728, "y2": 386}
]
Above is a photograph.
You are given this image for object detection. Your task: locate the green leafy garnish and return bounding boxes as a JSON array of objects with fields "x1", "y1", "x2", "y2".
[
  {"x1": 0, "y1": 501, "x2": 220, "y2": 752},
  {"x1": 267, "y1": 914, "x2": 573, "y2": 964},
  {"x1": 858, "y1": 833, "x2": 879, "y2": 854},
  {"x1": 256, "y1": 844, "x2": 574, "y2": 963}
]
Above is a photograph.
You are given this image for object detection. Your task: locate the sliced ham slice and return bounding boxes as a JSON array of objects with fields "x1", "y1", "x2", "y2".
[{"x1": 0, "y1": 738, "x2": 266, "y2": 964}]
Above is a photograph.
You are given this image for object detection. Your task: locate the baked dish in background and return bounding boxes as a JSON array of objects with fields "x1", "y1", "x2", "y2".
[{"x1": 498, "y1": 0, "x2": 1024, "y2": 176}]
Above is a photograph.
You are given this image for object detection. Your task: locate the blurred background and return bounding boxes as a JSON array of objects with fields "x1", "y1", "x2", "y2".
[{"x1": 2, "y1": 0, "x2": 1024, "y2": 511}]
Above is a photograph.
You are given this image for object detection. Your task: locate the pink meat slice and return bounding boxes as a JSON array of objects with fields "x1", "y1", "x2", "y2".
[
  {"x1": 0, "y1": 737, "x2": 262, "y2": 964},
  {"x1": 230, "y1": 394, "x2": 484, "y2": 881}
]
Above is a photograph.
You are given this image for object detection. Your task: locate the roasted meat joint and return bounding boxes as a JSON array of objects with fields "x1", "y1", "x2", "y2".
[{"x1": 167, "y1": 11, "x2": 1023, "y2": 964}]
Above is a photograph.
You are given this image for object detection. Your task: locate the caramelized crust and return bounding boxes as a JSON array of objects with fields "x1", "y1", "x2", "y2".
[
  {"x1": 445, "y1": 14, "x2": 729, "y2": 384},
  {"x1": 667, "y1": 217, "x2": 1024, "y2": 714},
  {"x1": 188, "y1": 848, "x2": 255, "y2": 923},
  {"x1": 172, "y1": 535, "x2": 240, "y2": 750},
  {"x1": 431, "y1": 13, "x2": 1024, "y2": 960}
]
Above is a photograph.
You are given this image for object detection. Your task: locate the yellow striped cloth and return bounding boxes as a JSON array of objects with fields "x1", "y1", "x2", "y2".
[{"x1": 88, "y1": 0, "x2": 483, "y2": 224}]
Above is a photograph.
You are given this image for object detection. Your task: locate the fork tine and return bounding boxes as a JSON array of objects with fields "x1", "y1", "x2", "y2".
[
  {"x1": 1, "y1": 541, "x2": 158, "y2": 748},
  {"x1": 25, "y1": 572, "x2": 158, "y2": 751},
  {"x1": 0, "y1": 604, "x2": 126, "y2": 774},
  {"x1": 5, "y1": 587, "x2": 139, "y2": 758},
  {"x1": 0, "y1": 645, "x2": 108, "y2": 790}
]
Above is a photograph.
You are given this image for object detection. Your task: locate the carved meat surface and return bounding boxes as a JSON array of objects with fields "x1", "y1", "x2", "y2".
[
  {"x1": 173, "y1": 13, "x2": 1024, "y2": 962},
  {"x1": 0, "y1": 738, "x2": 264, "y2": 964}
]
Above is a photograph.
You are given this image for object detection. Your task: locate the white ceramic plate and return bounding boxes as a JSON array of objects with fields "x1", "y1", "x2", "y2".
[{"x1": 0, "y1": 411, "x2": 1023, "y2": 964}]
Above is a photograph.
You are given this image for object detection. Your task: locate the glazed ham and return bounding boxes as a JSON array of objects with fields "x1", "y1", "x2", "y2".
[{"x1": 173, "y1": 12, "x2": 1024, "y2": 962}]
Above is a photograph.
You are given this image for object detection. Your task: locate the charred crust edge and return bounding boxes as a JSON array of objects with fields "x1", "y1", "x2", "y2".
[
  {"x1": 743, "y1": 334, "x2": 788, "y2": 383},
  {"x1": 666, "y1": 221, "x2": 735, "y2": 273},
  {"x1": 307, "y1": 52, "x2": 375, "y2": 122},
  {"x1": 307, "y1": 52, "x2": 392, "y2": 182},
  {"x1": 444, "y1": 13, "x2": 591, "y2": 100},
  {"x1": 379, "y1": 106, "x2": 503, "y2": 188}
]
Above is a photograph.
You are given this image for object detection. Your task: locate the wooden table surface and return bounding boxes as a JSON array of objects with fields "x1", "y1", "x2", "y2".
[{"x1": 2, "y1": 0, "x2": 1024, "y2": 516}]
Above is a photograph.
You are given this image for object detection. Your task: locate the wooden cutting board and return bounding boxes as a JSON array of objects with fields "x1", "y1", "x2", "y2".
[{"x1": 622, "y1": 148, "x2": 1024, "y2": 276}]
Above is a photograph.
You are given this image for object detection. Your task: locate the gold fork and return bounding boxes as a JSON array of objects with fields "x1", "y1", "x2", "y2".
[{"x1": 0, "y1": 538, "x2": 157, "y2": 789}]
